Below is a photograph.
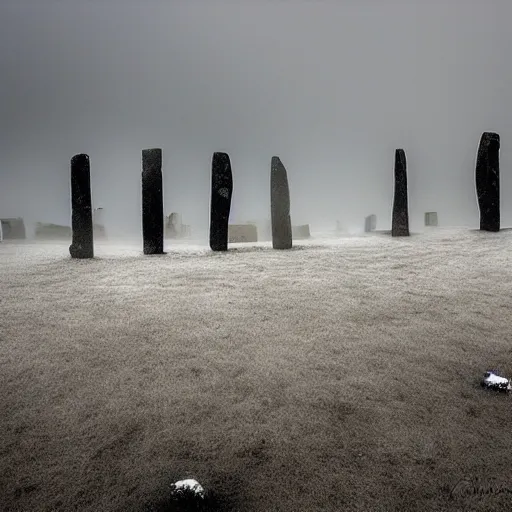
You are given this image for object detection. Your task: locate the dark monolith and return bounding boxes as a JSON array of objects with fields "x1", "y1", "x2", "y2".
[
  {"x1": 476, "y1": 132, "x2": 500, "y2": 232},
  {"x1": 209, "y1": 152, "x2": 233, "y2": 251},
  {"x1": 271, "y1": 156, "x2": 292, "y2": 249},
  {"x1": 142, "y1": 148, "x2": 164, "y2": 255},
  {"x1": 69, "y1": 154, "x2": 94, "y2": 259},
  {"x1": 392, "y1": 149, "x2": 410, "y2": 237}
]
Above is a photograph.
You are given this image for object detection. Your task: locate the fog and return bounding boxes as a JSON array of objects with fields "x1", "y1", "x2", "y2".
[{"x1": 1, "y1": 0, "x2": 511, "y2": 239}]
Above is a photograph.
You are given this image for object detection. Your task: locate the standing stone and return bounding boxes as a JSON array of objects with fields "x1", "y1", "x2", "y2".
[
  {"x1": 392, "y1": 149, "x2": 410, "y2": 237},
  {"x1": 69, "y1": 154, "x2": 94, "y2": 259},
  {"x1": 165, "y1": 212, "x2": 182, "y2": 239},
  {"x1": 142, "y1": 148, "x2": 164, "y2": 255},
  {"x1": 271, "y1": 156, "x2": 292, "y2": 249},
  {"x1": 169, "y1": 212, "x2": 182, "y2": 238},
  {"x1": 292, "y1": 224, "x2": 311, "y2": 239},
  {"x1": 210, "y1": 152, "x2": 233, "y2": 251},
  {"x1": 364, "y1": 214, "x2": 377, "y2": 233},
  {"x1": 0, "y1": 218, "x2": 26, "y2": 239},
  {"x1": 476, "y1": 132, "x2": 500, "y2": 232},
  {"x1": 424, "y1": 212, "x2": 438, "y2": 227}
]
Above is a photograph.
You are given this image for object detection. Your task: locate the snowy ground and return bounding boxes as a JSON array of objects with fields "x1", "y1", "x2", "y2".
[{"x1": 1, "y1": 227, "x2": 512, "y2": 511}]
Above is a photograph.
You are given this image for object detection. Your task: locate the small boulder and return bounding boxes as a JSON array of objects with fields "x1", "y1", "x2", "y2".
[{"x1": 481, "y1": 371, "x2": 511, "y2": 392}]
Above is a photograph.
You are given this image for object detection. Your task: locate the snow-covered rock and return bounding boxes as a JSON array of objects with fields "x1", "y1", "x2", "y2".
[
  {"x1": 172, "y1": 479, "x2": 205, "y2": 498},
  {"x1": 481, "y1": 371, "x2": 511, "y2": 392}
]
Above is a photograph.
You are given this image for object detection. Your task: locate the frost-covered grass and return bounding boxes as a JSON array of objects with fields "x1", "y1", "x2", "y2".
[{"x1": 1, "y1": 228, "x2": 512, "y2": 511}]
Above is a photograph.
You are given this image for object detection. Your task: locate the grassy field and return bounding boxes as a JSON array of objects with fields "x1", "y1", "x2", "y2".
[{"x1": 1, "y1": 228, "x2": 512, "y2": 511}]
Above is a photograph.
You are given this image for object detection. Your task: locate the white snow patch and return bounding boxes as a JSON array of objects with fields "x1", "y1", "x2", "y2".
[
  {"x1": 173, "y1": 479, "x2": 205, "y2": 497},
  {"x1": 483, "y1": 372, "x2": 509, "y2": 386}
]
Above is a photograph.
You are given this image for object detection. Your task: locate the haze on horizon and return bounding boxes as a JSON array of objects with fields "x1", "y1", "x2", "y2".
[{"x1": 1, "y1": 0, "x2": 511, "y2": 239}]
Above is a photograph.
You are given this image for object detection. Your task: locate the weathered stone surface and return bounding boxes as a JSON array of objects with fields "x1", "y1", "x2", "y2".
[
  {"x1": 392, "y1": 149, "x2": 410, "y2": 237},
  {"x1": 424, "y1": 212, "x2": 438, "y2": 227},
  {"x1": 210, "y1": 152, "x2": 233, "y2": 251},
  {"x1": 271, "y1": 156, "x2": 292, "y2": 250},
  {"x1": 0, "y1": 218, "x2": 26, "y2": 239},
  {"x1": 142, "y1": 148, "x2": 164, "y2": 255},
  {"x1": 364, "y1": 214, "x2": 377, "y2": 233},
  {"x1": 476, "y1": 132, "x2": 500, "y2": 232},
  {"x1": 228, "y1": 224, "x2": 258, "y2": 243},
  {"x1": 292, "y1": 224, "x2": 311, "y2": 239},
  {"x1": 69, "y1": 154, "x2": 94, "y2": 258}
]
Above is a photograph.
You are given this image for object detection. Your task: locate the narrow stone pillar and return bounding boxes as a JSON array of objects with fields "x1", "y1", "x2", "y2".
[
  {"x1": 271, "y1": 156, "x2": 292, "y2": 249},
  {"x1": 476, "y1": 132, "x2": 500, "y2": 232},
  {"x1": 392, "y1": 149, "x2": 410, "y2": 237},
  {"x1": 142, "y1": 148, "x2": 164, "y2": 254},
  {"x1": 209, "y1": 152, "x2": 233, "y2": 251},
  {"x1": 69, "y1": 154, "x2": 94, "y2": 258}
]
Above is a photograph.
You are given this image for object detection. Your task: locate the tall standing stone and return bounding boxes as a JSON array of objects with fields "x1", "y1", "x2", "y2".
[
  {"x1": 69, "y1": 154, "x2": 94, "y2": 259},
  {"x1": 476, "y1": 132, "x2": 500, "y2": 232},
  {"x1": 142, "y1": 148, "x2": 164, "y2": 255},
  {"x1": 209, "y1": 152, "x2": 233, "y2": 251},
  {"x1": 392, "y1": 149, "x2": 410, "y2": 237},
  {"x1": 271, "y1": 156, "x2": 292, "y2": 249}
]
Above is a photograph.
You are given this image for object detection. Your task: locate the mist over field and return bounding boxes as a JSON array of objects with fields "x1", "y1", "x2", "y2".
[{"x1": 1, "y1": 0, "x2": 511, "y2": 237}]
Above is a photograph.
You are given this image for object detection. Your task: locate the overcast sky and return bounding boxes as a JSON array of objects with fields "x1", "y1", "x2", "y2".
[{"x1": 1, "y1": 0, "x2": 511, "y2": 237}]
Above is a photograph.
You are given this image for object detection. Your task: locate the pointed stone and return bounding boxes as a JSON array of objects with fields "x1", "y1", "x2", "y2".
[
  {"x1": 69, "y1": 154, "x2": 94, "y2": 258},
  {"x1": 271, "y1": 156, "x2": 292, "y2": 249},
  {"x1": 210, "y1": 152, "x2": 233, "y2": 251},
  {"x1": 142, "y1": 148, "x2": 164, "y2": 255},
  {"x1": 476, "y1": 132, "x2": 500, "y2": 232},
  {"x1": 392, "y1": 149, "x2": 410, "y2": 237}
]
